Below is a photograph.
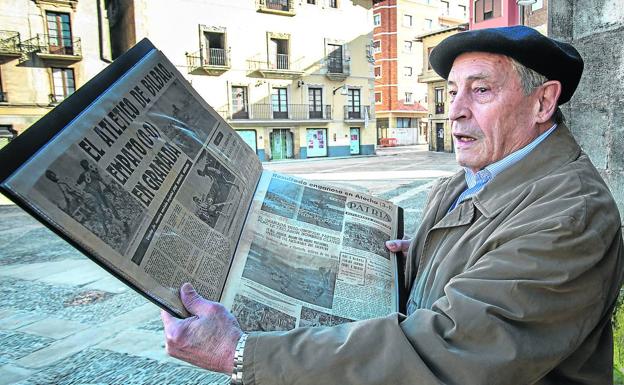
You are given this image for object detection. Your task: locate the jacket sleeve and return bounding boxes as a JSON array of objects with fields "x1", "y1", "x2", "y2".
[{"x1": 241, "y1": 215, "x2": 623, "y2": 385}]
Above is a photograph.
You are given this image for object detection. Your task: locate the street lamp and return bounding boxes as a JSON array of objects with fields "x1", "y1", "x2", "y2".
[{"x1": 516, "y1": 0, "x2": 537, "y2": 25}]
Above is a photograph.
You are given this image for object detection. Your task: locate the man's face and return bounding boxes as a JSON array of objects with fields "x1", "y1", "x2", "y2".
[{"x1": 447, "y1": 52, "x2": 540, "y2": 172}]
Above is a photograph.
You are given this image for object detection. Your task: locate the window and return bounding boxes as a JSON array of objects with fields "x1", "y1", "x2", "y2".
[
  {"x1": 404, "y1": 40, "x2": 413, "y2": 53},
  {"x1": 404, "y1": 66, "x2": 413, "y2": 76},
  {"x1": 405, "y1": 92, "x2": 413, "y2": 103},
  {"x1": 372, "y1": 40, "x2": 381, "y2": 53},
  {"x1": 427, "y1": 46, "x2": 434, "y2": 69},
  {"x1": 374, "y1": 66, "x2": 381, "y2": 78},
  {"x1": 307, "y1": 0, "x2": 315, "y2": 3},
  {"x1": 272, "y1": 87, "x2": 288, "y2": 118},
  {"x1": 373, "y1": 14, "x2": 381, "y2": 26},
  {"x1": 474, "y1": 0, "x2": 501, "y2": 23},
  {"x1": 424, "y1": 18, "x2": 433, "y2": 29},
  {"x1": 46, "y1": 11, "x2": 73, "y2": 55},
  {"x1": 231, "y1": 86, "x2": 249, "y2": 119},
  {"x1": 51, "y1": 67, "x2": 75, "y2": 102},
  {"x1": 329, "y1": 0, "x2": 338, "y2": 8},
  {"x1": 396, "y1": 118, "x2": 413, "y2": 128},
  {"x1": 459, "y1": 4, "x2": 467, "y2": 18},
  {"x1": 266, "y1": 0, "x2": 291, "y2": 11},
  {"x1": 375, "y1": 92, "x2": 382, "y2": 104},
  {"x1": 327, "y1": 43, "x2": 344, "y2": 73},
  {"x1": 203, "y1": 31, "x2": 227, "y2": 66},
  {"x1": 308, "y1": 87, "x2": 323, "y2": 119},
  {"x1": 435, "y1": 87, "x2": 444, "y2": 114},
  {"x1": 0, "y1": 69, "x2": 5, "y2": 102},
  {"x1": 347, "y1": 88, "x2": 361, "y2": 118},
  {"x1": 441, "y1": 0, "x2": 449, "y2": 15},
  {"x1": 403, "y1": 14, "x2": 413, "y2": 26},
  {"x1": 270, "y1": 38, "x2": 289, "y2": 70}
]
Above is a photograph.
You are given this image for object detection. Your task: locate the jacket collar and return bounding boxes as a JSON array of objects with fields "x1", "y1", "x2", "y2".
[{"x1": 471, "y1": 123, "x2": 582, "y2": 218}]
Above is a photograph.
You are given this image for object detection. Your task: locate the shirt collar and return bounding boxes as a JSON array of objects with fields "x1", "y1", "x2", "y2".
[{"x1": 463, "y1": 123, "x2": 558, "y2": 188}]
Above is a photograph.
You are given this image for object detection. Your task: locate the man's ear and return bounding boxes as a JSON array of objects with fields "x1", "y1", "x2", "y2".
[{"x1": 535, "y1": 80, "x2": 562, "y2": 124}]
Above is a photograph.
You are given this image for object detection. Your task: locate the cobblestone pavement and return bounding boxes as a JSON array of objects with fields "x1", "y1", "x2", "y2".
[{"x1": 0, "y1": 146, "x2": 458, "y2": 384}]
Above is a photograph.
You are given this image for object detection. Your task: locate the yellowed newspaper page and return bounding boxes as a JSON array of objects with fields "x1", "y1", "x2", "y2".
[
  {"x1": 3, "y1": 49, "x2": 262, "y2": 317},
  {"x1": 221, "y1": 171, "x2": 400, "y2": 331}
]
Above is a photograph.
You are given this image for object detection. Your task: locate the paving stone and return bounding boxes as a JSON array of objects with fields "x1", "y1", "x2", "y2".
[
  {"x1": 0, "y1": 330, "x2": 55, "y2": 364},
  {"x1": 15, "y1": 303, "x2": 158, "y2": 369},
  {"x1": 0, "y1": 259, "x2": 91, "y2": 281},
  {"x1": 0, "y1": 227, "x2": 84, "y2": 266},
  {"x1": 18, "y1": 318, "x2": 89, "y2": 340},
  {"x1": 94, "y1": 329, "x2": 166, "y2": 360},
  {"x1": 12, "y1": 348, "x2": 229, "y2": 385},
  {"x1": 83, "y1": 275, "x2": 130, "y2": 294},
  {"x1": 0, "y1": 277, "x2": 148, "y2": 325},
  {"x1": 0, "y1": 311, "x2": 47, "y2": 331},
  {"x1": 0, "y1": 364, "x2": 34, "y2": 385},
  {"x1": 137, "y1": 318, "x2": 164, "y2": 333},
  {"x1": 39, "y1": 262, "x2": 110, "y2": 286}
]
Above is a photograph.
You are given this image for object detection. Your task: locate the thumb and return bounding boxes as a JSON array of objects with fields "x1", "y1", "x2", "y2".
[
  {"x1": 385, "y1": 239, "x2": 411, "y2": 253},
  {"x1": 180, "y1": 282, "x2": 211, "y2": 316}
]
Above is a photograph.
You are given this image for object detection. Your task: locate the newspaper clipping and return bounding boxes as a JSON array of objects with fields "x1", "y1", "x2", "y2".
[
  {"x1": 4, "y1": 49, "x2": 263, "y2": 317},
  {"x1": 222, "y1": 172, "x2": 400, "y2": 331}
]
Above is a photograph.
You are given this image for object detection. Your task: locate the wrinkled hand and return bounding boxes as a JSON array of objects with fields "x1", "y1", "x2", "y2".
[
  {"x1": 385, "y1": 239, "x2": 411, "y2": 254},
  {"x1": 161, "y1": 283, "x2": 243, "y2": 374}
]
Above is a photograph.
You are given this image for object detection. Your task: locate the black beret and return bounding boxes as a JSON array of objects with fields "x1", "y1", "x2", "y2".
[{"x1": 429, "y1": 25, "x2": 583, "y2": 105}]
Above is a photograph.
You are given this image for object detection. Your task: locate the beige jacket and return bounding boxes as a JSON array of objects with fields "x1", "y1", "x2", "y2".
[{"x1": 243, "y1": 124, "x2": 624, "y2": 385}]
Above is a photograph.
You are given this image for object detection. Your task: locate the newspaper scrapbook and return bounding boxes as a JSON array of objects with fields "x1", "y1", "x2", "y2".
[{"x1": 0, "y1": 39, "x2": 404, "y2": 331}]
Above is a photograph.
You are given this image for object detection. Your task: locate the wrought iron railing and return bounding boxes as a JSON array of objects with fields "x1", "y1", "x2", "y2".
[
  {"x1": 275, "y1": 54, "x2": 289, "y2": 70},
  {"x1": 0, "y1": 30, "x2": 20, "y2": 55},
  {"x1": 186, "y1": 48, "x2": 230, "y2": 71},
  {"x1": 22, "y1": 34, "x2": 82, "y2": 57},
  {"x1": 257, "y1": 0, "x2": 294, "y2": 13},
  {"x1": 247, "y1": 55, "x2": 304, "y2": 74},
  {"x1": 343, "y1": 105, "x2": 372, "y2": 120},
  {"x1": 226, "y1": 103, "x2": 332, "y2": 120},
  {"x1": 207, "y1": 48, "x2": 227, "y2": 66},
  {"x1": 266, "y1": 0, "x2": 290, "y2": 11},
  {"x1": 327, "y1": 56, "x2": 344, "y2": 73}
]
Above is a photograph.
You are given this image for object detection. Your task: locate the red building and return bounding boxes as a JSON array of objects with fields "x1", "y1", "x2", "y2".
[{"x1": 469, "y1": 0, "x2": 519, "y2": 29}]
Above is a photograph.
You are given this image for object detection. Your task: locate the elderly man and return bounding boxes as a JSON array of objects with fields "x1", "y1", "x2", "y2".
[{"x1": 161, "y1": 26, "x2": 624, "y2": 384}]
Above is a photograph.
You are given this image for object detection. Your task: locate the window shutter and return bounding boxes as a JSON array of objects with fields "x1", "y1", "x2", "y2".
[
  {"x1": 475, "y1": 0, "x2": 483, "y2": 23},
  {"x1": 484, "y1": 0, "x2": 493, "y2": 13},
  {"x1": 493, "y1": 0, "x2": 502, "y2": 17}
]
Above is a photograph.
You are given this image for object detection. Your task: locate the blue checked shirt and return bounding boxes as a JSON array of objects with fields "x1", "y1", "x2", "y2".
[{"x1": 448, "y1": 124, "x2": 558, "y2": 213}]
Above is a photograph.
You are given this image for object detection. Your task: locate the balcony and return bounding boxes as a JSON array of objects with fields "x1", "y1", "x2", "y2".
[
  {"x1": 325, "y1": 56, "x2": 350, "y2": 81},
  {"x1": 22, "y1": 34, "x2": 82, "y2": 61},
  {"x1": 256, "y1": 0, "x2": 296, "y2": 16},
  {"x1": 0, "y1": 91, "x2": 7, "y2": 103},
  {"x1": 0, "y1": 30, "x2": 21, "y2": 58},
  {"x1": 222, "y1": 103, "x2": 332, "y2": 122},
  {"x1": 343, "y1": 105, "x2": 372, "y2": 122},
  {"x1": 186, "y1": 48, "x2": 230, "y2": 76},
  {"x1": 247, "y1": 55, "x2": 304, "y2": 79},
  {"x1": 435, "y1": 102, "x2": 445, "y2": 115}
]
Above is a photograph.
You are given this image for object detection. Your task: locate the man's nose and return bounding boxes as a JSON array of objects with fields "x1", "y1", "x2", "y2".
[{"x1": 448, "y1": 92, "x2": 470, "y2": 122}]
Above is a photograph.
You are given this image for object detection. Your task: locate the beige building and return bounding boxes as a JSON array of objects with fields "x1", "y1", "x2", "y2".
[
  {"x1": 106, "y1": 0, "x2": 376, "y2": 161},
  {"x1": 415, "y1": 23, "x2": 467, "y2": 152},
  {"x1": 373, "y1": 0, "x2": 467, "y2": 146},
  {"x1": 0, "y1": 0, "x2": 111, "y2": 148}
]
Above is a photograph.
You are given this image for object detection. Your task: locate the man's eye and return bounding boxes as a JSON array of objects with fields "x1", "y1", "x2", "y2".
[
  {"x1": 449, "y1": 90, "x2": 457, "y2": 97},
  {"x1": 475, "y1": 87, "x2": 488, "y2": 93}
]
